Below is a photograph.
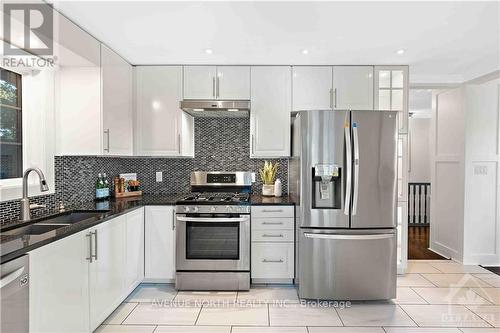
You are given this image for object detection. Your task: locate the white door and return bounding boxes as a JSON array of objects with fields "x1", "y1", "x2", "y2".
[
  {"x1": 89, "y1": 216, "x2": 126, "y2": 331},
  {"x1": 333, "y1": 66, "x2": 374, "y2": 110},
  {"x1": 250, "y1": 66, "x2": 291, "y2": 157},
  {"x1": 29, "y1": 229, "x2": 90, "y2": 333},
  {"x1": 216, "y1": 66, "x2": 250, "y2": 99},
  {"x1": 292, "y1": 66, "x2": 333, "y2": 111},
  {"x1": 145, "y1": 206, "x2": 176, "y2": 281},
  {"x1": 125, "y1": 208, "x2": 144, "y2": 293},
  {"x1": 101, "y1": 44, "x2": 133, "y2": 156},
  {"x1": 135, "y1": 66, "x2": 183, "y2": 156},
  {"x1": 183, "y1": 66, "x2": 217, "y2": 99}
]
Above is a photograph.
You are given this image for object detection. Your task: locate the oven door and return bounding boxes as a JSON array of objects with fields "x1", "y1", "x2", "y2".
[{"x1": 176, "y1": 214, "x2": 250, "y2": 271}]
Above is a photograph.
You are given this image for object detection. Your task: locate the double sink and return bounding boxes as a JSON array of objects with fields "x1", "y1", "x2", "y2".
[{"x1": 2, "y1": 211, "x2": 110, "y2": 236}]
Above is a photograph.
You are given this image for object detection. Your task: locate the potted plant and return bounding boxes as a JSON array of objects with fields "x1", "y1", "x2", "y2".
[{"x1": 259, "y1": 161, "x2": 279, "y2": 196}]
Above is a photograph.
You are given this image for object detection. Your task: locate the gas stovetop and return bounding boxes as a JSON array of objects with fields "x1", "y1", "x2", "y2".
[{"x1": 178, "y1": 192, "x2": 250, "y2": 205}]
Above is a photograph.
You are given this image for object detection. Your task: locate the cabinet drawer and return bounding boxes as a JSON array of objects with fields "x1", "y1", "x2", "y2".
[
  {"x1": 251, "y1": 206, "x2": 294, "y2": 218},
  {"x1": 252, "y1": 217, "x2": 294, "y2": 230},
  {"x1": 251, "y1": 243, "x2": 294, "y2": 279},
  {"x1": 252, "y1": 229, "x2": 294, "y2": 242}
]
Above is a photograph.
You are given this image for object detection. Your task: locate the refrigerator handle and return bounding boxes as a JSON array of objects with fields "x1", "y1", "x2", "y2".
[
  {"x1": 352, "y1": 123, "x2": 360, "y2": 215},
  {"x1": 344, "y1": 124, "x2": 352, "y2": 216},
  {"x1": 304, "y1": 233, "x2": 394, "y2": 240}
]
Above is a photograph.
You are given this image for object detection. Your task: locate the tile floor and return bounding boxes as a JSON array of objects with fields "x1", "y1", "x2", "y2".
[{"x1": 96, "y1": 260, "x2": 500, "y2": 333}]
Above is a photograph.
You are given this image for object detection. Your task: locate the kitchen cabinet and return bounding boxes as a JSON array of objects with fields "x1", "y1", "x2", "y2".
[
  {"x1": 101, "y1": 44, "x2": 133, "y2": 156},
  {"x1": 184, "y1": 66, "x2": 250, "y2": 100},
  {"x1": 292, "y1": 66, "x2": 333, "y2": 111},
  {"x1": 332, "y1": 66, "x2": 374, "y2": 110},
  {"x1": 125, "y1": 207, "x2": 144, "y2": 293},
  {"x1": 145, "y1": 206, "x2": 176, "y2": 282},
  {"x1": 251, "y1": 206, "x2": 295, "y2": 283},
  {"x1": 374, "y1": 65, "x2": 409, "y2": 133},
  {"x1": 135, "y1": 66, "x2": 194, "y2": 157},
  {"x1": 216, "y1": 66, "x2": 250, "y2": 99},
  {"x1": 89, "y1": 215, "x2": 126, "y2": 332},
  {"x1": 29, "y1": 229, "x2": 91, "y2": 333},
  {"x1": 250, "y1": 66, "x2": 292, "y2": 158}
]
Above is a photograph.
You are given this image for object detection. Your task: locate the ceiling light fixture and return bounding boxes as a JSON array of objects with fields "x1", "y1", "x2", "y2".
[
  {"x1": 193, "y1": 108, "x2": 204, "y2": 112},
  {"x1": 396, "y1": 49, "x2": 405, "y2": 55},
  {"x1": 205, "y1": 48, "x2": 213, "y2": 54},
  {"x1": 301, "y1": 49, "x2": 309, "y2": 55}
]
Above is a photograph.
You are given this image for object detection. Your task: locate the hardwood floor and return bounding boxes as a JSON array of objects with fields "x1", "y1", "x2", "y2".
[{"x1": 408, "y1": 226, "x2": 447, "y2": 260}]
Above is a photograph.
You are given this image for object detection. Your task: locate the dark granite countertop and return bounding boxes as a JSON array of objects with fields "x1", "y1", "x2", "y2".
[
  {"x1": 250, "y1": 194, "x2": 295, "y2": 206},
  {"x1": 1, "y1": 193, "x2": 295, "y2": 264}
]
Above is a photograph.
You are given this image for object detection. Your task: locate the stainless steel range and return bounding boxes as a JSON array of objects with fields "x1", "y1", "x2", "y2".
[{"x1": 175, "y1": 171, "x2": 252, "y2": 291}]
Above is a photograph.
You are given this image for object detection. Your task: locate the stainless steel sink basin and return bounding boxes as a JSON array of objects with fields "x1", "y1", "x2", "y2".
[
  {"x1": 36, "y1": 210, "x2": 109, "y2": 225},
  {"x1": 2, "y1": 224, "x2": 67, "y2": 236}
]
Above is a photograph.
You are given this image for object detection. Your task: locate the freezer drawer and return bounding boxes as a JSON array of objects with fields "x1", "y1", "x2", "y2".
[{"x1": 299, "y1": 229, "x2": 396, "y2": 300}]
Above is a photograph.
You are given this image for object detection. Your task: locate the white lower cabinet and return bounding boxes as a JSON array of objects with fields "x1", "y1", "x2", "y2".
[
  {"x1": 145, "y1": 206, "x2": 176, "y2": 281},
  {"x1": 29, "y1": 208, "x2": 146, "y2": 333},
  {"x1": 250, "y1": 206, "x2": 295, "y2": 283},
  {"x1": 30, "y1": 229, "x2": 90, "y2": 333}
]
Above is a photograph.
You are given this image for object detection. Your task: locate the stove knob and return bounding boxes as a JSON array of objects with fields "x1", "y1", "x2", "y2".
[
  {"x1": 211, "y1": 206, "x2": 216, "y2": 212},
  {"x1": 192, "y1": 206, "x2": 199, "y2": 213},
  {"x1": 184, "y1": 206, "x2": 190, "y2": 213}
]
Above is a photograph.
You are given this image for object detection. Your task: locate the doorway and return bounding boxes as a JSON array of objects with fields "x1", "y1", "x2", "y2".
[{"x1": 407, "y1": 89, "x2": 446, "y2": 260}]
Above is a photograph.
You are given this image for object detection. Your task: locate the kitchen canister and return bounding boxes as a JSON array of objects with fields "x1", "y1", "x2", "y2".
[{"x1": 274, "y1": 178, "x2": 282, "y2": 197}]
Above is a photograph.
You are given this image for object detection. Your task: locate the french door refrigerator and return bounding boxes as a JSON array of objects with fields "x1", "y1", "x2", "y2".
[{"x1": 291, "y1": 109, "x2": 398, "y2": 300}]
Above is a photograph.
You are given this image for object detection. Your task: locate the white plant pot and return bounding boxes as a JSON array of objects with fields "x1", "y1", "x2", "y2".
[{"x1": 262, "y1": 184, "x2": 275, "y2": 196}]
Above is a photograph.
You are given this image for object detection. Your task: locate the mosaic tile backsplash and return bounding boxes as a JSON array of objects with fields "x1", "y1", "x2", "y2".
[{"x1": 1, "y1": 117, "x2": 289, "y2": 224}]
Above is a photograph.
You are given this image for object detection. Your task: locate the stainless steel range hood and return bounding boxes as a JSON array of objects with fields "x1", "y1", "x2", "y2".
[{"x1": 180, "y1": 100, "x2": 250, "y2": 118}]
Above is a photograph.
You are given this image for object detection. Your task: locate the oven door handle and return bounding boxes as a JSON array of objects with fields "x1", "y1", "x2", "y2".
[{"x1": 176, "y1": 217, "x2": 248, "y2": 223}]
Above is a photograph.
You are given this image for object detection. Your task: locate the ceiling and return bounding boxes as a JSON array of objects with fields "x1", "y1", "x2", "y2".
[{"x1": 52, "y1": 1, "x2": 499, "y2": 84}]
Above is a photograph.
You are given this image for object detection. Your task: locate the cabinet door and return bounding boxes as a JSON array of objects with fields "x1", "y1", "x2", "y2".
[
  {"x1": 333, "y1": 66, "x2": 374, "y2": 110},
  {"x1": 251, "y1": 243, "x2": 294, "y2": 279},
  {"x1": 145, "y1": 206, "x2": 176, "y2": 281},
  {"x1": 55, "y1": 13, "x2": 102, "y2": 155},
  {"x1": 135, "y1": 66, "x2": 183, "y2": 156},
  {"x1": 29, "y1": 229, "x2": 90, "y2": 333},
  {"x1": 216, "y1": 66, "x2": 250, "y2": 99},
  {"x1": 89, "y1": 216, "x2": 126, "y2": 332},
  {"x1": 292, "y1": 66, "x2": 333, "y2": 111},
  {"x1": 125, "y1": 208, "x2": 144, "y2": 293},
  {"x1": 250, "y1": 66, "x2": 291, "y2": 157},
  {"x1": 101, "y1": 44, "x2": 133, "y2": 156},
  {"x1": 183, "y1": 66, "x2": 217, "y2": 99}
]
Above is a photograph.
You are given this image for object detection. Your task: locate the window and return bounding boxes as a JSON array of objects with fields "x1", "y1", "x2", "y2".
[{"x1": 0, "y1": 68, "x2": 23, "y2": 179}]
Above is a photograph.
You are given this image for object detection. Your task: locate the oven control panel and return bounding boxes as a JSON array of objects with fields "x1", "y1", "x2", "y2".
[
  {"x1": 207, "y1": 173, "x2": 236, "y2": 184},
  {"x1": 176, "y1": 205, "x2": 250, "y2": 214}
]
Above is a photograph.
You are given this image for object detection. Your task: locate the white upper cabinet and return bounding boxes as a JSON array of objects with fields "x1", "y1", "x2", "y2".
[
  {"x1": 184, "y1": 66, "x2": 250, "y2": 100},
  {"x1": 292, "y1": 66, "x2": 333, "y2": 111},
  {"x1": 183, "y1": 66, "x2": 217, "y2": 99},
  {"x1": 135, "y1": 66, "x2": 194, "y2": 157},
  {"x1": 216, "y1": 66, "x2": 250, "y2": 99},
  {"x1": 332, "y1": 66, "x2": 374, "y2": 110},
  {"x1": 101, "y1": 44, "x2": 133, "y2": 156},
  {"x1": 250, "y1": 66, "x2": 291, "y2": 158}
]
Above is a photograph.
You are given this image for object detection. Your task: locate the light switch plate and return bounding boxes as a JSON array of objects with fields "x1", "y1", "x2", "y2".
[{"x1": 156, "y1": 171, "x2": 163, "y2": 182}]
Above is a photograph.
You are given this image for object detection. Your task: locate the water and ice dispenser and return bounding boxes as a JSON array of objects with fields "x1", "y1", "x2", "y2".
[{"x1": 312, "y1": 164, "x2": 342, "y2": 209}]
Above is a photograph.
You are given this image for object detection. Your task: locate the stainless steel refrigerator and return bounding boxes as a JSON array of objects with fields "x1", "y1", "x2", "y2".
[{"x1": 290, "y1": 110, "x2": 398, "y2": 300}]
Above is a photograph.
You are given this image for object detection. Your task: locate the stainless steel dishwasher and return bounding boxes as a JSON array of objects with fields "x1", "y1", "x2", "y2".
[{"x1": 1, "y1": 255, "x2": 29, "y2": 333}]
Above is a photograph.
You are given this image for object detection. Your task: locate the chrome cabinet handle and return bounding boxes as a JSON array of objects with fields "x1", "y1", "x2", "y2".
[
  {"x1": 261, "y1": 209, "x2": 283, "y2": 213},
  {"x1": 103, "y1": 129, "x2": 110, "y2": 152},
  {"x1": 86, "y1": 232, "x2": 93, "y2": 263},
  {"x1": 329, "y1": 88, "x2": 333, "y2": 109},
  {"x1": 344, "y1": 123, "x2": 352, "y2": 216},
  {"x1": 92, "y1": 230, "x2": 98, "y2": 261},
  {"x1": 251, "y1": 134, "x2": 255, "y2": 155},
  {"x1": 178, "y1": 133, "x2": 182, "y2": 154},
  {"x1": 262, "y1": 234, "x2": 284, "y2": 238},
  {"x1": 0, "y1": 267, "x2": 25, "y2": 289},
  {"x1": 352, "y1": 124, "x2": 360, "y2": 215},
  {"x1": 212, "y1": 77, "x2": 216, "y2": 98},
  {"x1": 172, "y1": 208, "x2": 176, "y2": 230},
  {"x1": 262, "y1": 259, "x2": 284, "y2": 263},
  {"x1": 261, "y1": 222, "x2": 283, "y2": 225},
  {"x1": 334, "y1": 88, "x2": 337, "y2": 108},
  {"x1": 216, "y1": 76, "x2": 220, "y2": 98}
]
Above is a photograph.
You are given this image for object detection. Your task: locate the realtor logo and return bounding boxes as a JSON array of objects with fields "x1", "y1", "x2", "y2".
[{"x1": 3, "y1": 3, "x2": 53, "y2": 55}]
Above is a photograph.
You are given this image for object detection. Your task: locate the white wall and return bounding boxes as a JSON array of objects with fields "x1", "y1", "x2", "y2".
[
  {"x1": 430, "y1": 87, "x2": 466, "y2": 261},
  {"x1": 463, "y1": 78, "x2": 500, "y2": 265},
  {"x1": 409, "y1": 118, "x2": 431, "y2": 183}
]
